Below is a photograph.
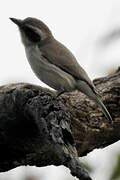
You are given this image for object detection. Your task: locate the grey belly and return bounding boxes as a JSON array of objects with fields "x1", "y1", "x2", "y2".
[{"x1": 26, "y1": 50, "x2": 76, "y2": 91}]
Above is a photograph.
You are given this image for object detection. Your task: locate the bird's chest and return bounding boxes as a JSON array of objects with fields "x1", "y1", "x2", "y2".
[{"x1": 25, "y1": 46, "x2": 45, "y2": 78}]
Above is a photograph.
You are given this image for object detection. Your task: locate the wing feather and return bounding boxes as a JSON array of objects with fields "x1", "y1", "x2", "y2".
[{"x1": 39, "y1": 38, "x2": 96, "y2": 92}]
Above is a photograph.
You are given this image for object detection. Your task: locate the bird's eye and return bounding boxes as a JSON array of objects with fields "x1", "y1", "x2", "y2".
[{"x1": 23, "y1": 26, "x2": 41, "y2": 43}]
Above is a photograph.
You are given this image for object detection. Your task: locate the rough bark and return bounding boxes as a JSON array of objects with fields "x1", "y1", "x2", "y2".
[{"x1": 0, "y1": 68, "x2": 120, "y2": 180}]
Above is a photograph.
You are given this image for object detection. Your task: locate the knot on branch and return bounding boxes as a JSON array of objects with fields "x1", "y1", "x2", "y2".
[{"x1": 25, "y1": 93, "x2": 74, "y2": 146}]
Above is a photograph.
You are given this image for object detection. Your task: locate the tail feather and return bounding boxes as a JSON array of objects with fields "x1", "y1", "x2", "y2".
[
  {"x1": 76, "y1": 80, "x2": 112, "y2": 123},
  {"x1": 94, "y1": 96, "x2": 112, "y2": 123}
]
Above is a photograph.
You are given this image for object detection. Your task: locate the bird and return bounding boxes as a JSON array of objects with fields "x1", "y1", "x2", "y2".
[{"x1": 10, "y1": 17, "x2": 112, "y2": 123}]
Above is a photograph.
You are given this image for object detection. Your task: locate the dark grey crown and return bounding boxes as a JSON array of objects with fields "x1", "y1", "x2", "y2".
[{"x1": 23, "y1": 17, "x2": 52, "y2": 35}]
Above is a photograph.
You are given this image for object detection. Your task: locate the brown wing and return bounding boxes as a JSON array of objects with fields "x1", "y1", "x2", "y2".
[{"x1": 39, "y1": 38, "x2": 96, "y2": 91}]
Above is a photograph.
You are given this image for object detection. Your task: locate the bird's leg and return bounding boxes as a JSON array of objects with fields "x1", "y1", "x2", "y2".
[{"x1": 56, "y1": 88, "x2": 65, "y2": 97}]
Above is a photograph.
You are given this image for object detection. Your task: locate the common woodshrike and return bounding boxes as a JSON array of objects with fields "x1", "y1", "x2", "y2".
[{"x1": 10, "y1": 17, "x2": 112, "y2": 123}]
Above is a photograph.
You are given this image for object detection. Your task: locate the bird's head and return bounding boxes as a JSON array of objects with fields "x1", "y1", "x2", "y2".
[{"x1": 10, "y1": 17, "x2": 52, "y2": 47}]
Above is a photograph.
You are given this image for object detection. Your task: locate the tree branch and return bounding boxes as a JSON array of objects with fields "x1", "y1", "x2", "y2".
[{"x1": 0, "y1": 68, "x2": 120, "y2": 180}]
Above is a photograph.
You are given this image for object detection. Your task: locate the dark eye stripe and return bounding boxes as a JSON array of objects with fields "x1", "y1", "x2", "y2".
[{"x1": 23, "y1": 26, "x2": 41, "y2": 43}]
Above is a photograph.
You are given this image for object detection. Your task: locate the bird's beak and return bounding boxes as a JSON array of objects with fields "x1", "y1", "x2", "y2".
[{"x1": 9, "y1": 18, "x2": 23, "y2": 27}]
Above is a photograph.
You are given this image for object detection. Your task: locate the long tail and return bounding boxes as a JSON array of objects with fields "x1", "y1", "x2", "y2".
[{"x1": 76, "y1": 80, "x2": 112, "y2": 123}]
